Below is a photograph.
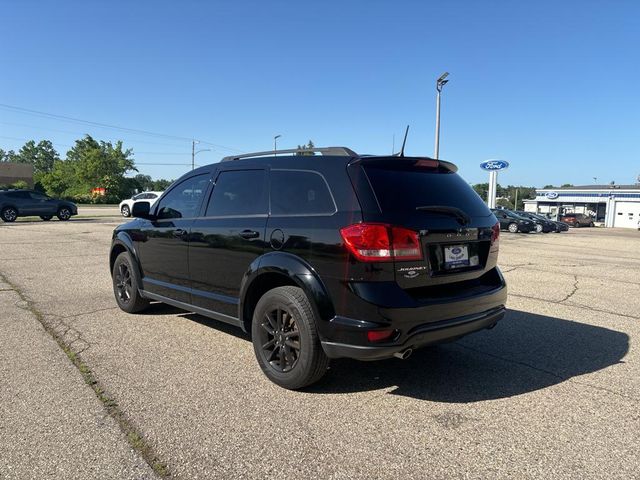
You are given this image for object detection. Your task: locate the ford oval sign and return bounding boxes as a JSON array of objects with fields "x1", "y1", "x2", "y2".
[
  {"x1": 480, "y1": 160, "x2": 509, "y2": 171},
  {"x1": 545, "y1": 191, "x2": 559, "y2": 199}
]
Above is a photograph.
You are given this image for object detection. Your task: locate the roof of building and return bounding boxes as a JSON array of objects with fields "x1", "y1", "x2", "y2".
[{"x1": 538, "y1": 184, "x2": 640, "y2": 191}]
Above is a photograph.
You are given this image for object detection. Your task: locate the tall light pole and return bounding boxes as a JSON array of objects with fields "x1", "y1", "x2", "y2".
[
  {"x1": 274, "y1": 134, "x2": 282, "y2": 155},
  {"x1": 434, "y1": 72, "x2": 450, "y2": 159},
  {"x1": 191, "y1": 140, "x2": 210, "y2": 170}
]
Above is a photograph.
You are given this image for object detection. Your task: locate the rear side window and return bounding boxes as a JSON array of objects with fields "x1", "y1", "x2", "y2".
[
  {"x1": 270, "y1": 170, "x2": 336, "y2": 216},
  {"x1": 364, "y1": 164, "x2": 491, "y2": 217},
  {"x1": 29, "y1": 192, "x2": 49, "y2": 200},
  {"x1": 8, "y1": 191, "x2": 30, "y2": 199},
  {"x1": 206, "y1": 170, "x2": 267, "y2": 216}
]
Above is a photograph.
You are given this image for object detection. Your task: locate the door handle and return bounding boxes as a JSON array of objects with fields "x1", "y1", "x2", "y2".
[
  {"x1": 239, "y1": 229, "x2": 260, "y2": 240},
  {"x1": 172, "y1": 228, "x2": 187, "y2": 238}
]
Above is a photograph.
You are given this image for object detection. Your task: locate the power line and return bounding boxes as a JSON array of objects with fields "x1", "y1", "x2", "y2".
[
  {"x1": 0, "y1": 103, "x2": 244, "y2": 153},
  {"x1": 0, "y1": 120, "x2": 199, "y2": 148}
]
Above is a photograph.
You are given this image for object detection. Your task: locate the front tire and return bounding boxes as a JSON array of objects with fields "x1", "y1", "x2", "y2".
[
  {"x1": 252, "y1": 286, "x2": 329, "y2": 390},
  {"x1": 121, "y1": 205, "x2": 131, "y2": 217},
  {"x1": 112, "y1": 252, "x2": 149, "y2": 313},
  {"x1": 535, "y1": 224, "x2": 543, "y2": 233},
  {"x1": 57, "y1": 207, "x2": 72, "y2": 221},
  {"x1": 508, "y1": 222, "x2": 519, "y2": 233},
  {"x1": 1, "y1": 207, "x2": 18, "y2": 222}
]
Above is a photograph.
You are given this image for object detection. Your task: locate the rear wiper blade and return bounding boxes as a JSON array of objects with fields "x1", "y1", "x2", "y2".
[{"x1": 415, "y1": 205, "x2": 471, "y2": 225}]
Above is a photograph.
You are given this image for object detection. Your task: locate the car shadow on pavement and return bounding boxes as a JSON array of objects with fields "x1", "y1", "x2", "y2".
[
  {"x1": 308, "y1": 309, "x2": 629, "y2": 402},
  {"x1": 143, "y1": 303, "x2": 629, "y2": 402}
]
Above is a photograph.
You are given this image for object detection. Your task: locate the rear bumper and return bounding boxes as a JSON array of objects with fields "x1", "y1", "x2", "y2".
[
  {"x1": 322, "y1": 306, "x2": 505, "y2": 360},
  {"x1": 320, "y1": 268, "x2": 508, "y2": 361}
]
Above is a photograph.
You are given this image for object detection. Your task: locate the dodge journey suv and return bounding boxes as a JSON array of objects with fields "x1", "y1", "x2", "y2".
[{"x1": 110, "y1": 147, "x2": 507, "y2": 389}]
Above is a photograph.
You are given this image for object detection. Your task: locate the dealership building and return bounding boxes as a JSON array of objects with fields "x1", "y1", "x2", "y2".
[{"x1": 523, "y1": 184, "x2": 640, "y2": 229}]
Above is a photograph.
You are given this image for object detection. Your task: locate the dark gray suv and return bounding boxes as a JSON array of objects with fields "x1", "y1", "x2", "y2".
[{"x1": 0, "y1": 190, "x2": 78, "y2": 222}]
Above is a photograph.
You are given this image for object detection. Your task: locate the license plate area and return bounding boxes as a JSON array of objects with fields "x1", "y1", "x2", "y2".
[
  {"x1": 427, "y1": 242, "x2": 485, "y2": 274},
  {"x1": 444, "y1": 244, "x2": 470, "y2": 269}
]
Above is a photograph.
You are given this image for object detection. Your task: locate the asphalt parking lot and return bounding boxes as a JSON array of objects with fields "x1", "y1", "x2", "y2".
[{"x1": 1, "y1": 210, "x2": 639, "y2": 479}]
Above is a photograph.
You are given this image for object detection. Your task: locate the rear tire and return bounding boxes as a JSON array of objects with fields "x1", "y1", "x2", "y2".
[
  {"x1": 252, "y1": 286, "x2": 329, "y2": 390},
  {"x1": 112, "y1": 252, "x2": 149, "y2": 313},
  {"x1": 1, "y1": 206, "x2": 18, "y2": 222},
  {"x1": 535, "y1": 224, "x2": 543, "y2": 233},
  {"x1": 121, "y1": 205, "x2": 131, "y2": 217},
  {"x1": 57, "y1": 207, "x2": 72, "y2": 221},
  {"x1": 507, "y1": 222, "x2": 519, "y2": 233}
]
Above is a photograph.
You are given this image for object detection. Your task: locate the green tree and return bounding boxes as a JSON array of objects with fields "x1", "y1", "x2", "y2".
[
  {"x1": 39, "y1": 135, "x2": 137, "y2": 202},
  {"x1": 14, "y1": 140, "x2": 59, "y2": 174},
  {"x1": 66, "y1": 135, "x2": 137, "y2": 200},
  {"x1": 472, "y1": 183, "x2": 489, "y2": 201},
  {"x1": 152, "y1": 178, "x2": 173, "y2": 191},
  {"x1": 295, "y1": 140, "x2": 315, "y2": 156},
  {"x1": 133, "y1": 173, "x2": 154, "y2": 191},
  {"x1": 561, "y1": 183, "x2": 573, "y2": 188},
  {"x1": 0, "y1": 148, "x2": 19, "y2": 162}
]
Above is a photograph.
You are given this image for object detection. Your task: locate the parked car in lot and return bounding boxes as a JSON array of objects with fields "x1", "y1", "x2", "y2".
[
  {"x1": 110, "y1": 147, "x2": 507, "y2": 389},
  {"x1": 491, "y1": 208, "x2": 536, "y2": 233},
  {"x1": 0, "y1": 189, "x2": 77, "y2": 222},
  {"x1": 119, "y1": 191, "x2": 163, "y2": 217},
  {"x1": 559, "y1": 213, "x2": 594, "y2": 228},
  {"x1": 531, "y1": 212, "x2": 569, "y2": 232},
  {"x1": 514, "y1": 210, "x2": 557, "y2": 233}
]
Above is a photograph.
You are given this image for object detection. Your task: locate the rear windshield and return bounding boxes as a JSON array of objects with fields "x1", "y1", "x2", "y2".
[{"x1": 363, "y1": 165, "x2": 491, "y2": 217}]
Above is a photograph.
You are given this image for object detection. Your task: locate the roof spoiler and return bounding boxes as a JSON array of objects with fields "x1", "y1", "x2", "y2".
[{"x1": 350, "y1": 156, "x2": 458, "y2": 173}]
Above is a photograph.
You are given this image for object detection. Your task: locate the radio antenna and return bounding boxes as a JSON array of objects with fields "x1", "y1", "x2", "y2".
[{"x1": 399, "y1": 125, "x2": 409, "y2": 157}]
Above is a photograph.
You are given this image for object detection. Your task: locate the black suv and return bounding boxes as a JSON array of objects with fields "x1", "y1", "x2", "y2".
[
  {"x1": 0, "y1": 190, "x2": 77, "y2": 222},
  {"x1": 110, "y1": 147, "x2": 507, "y2": 389}
]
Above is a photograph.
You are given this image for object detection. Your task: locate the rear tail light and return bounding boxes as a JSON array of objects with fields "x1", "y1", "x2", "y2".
[
  {"x1": 491, "y1": 221, "x2": 500, "y2": 245},
  {"x1": 340, "y1": 223, "x2": 423, "y2": 262}
]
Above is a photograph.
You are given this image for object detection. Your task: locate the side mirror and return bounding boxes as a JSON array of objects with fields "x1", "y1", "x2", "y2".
[{"x1": 131, "y1": 201, "x2": 155, "y2": 220}]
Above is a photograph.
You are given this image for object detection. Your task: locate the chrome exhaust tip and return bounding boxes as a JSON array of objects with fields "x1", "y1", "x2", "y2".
[{"x1": 393, "y1": 348, "x2": 413, "y2": 360}]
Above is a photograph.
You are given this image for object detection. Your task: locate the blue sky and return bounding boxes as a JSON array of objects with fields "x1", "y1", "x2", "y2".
[{"x1": 1, "y1": 0, "x2": 638, "y2": 186}]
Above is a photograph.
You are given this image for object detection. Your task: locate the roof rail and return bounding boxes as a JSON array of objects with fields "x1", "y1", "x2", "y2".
[{"x1": 221, "y1": 146, "x2": 358, "y2": 162}]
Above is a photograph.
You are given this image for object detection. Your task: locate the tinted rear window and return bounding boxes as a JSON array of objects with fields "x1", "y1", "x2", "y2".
[
  {"x1": 270, "y1": 170, "x2": 336, "y2": 215},
  {"x1": 364, "y1": 165, "x2": 491, "y2": 217}
]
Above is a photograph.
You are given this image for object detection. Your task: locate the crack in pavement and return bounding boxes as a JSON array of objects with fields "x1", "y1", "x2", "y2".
[
  {"x1": 509, "y1": 292, "x2": 640, "y2": 321},
  {"x1": 0, "y1": 269, "x2": 170, "y2": 477},
  {"x1": 558, "y1": 275, "x2": 579, "y2": 303}
]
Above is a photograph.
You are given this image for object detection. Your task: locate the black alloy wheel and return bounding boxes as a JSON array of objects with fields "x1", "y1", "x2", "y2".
[
  {"x1": 112, "y1": 252, "x2": 149, "y2": 313},
  {"x1": 252, "y1": 286, "x2": 329, "y2": 389},
  {"x1": 57, "y1": 207, "x2": 72, "y2": 221},
  {"x1": 259, "y1": 306, "x2": 301, "y2": 373},
  {"x1": 1, "y1": 207, "x2": 18, "y2": 222}
]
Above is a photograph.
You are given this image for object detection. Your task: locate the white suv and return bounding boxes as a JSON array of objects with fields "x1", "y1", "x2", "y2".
[{"x1": 119, "y1": 191, "x2": 163, "y2": 217}]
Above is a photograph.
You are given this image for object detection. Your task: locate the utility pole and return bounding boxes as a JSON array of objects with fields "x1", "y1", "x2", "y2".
[
  {"x1": 192, "y1": 140, "x2": 197, "y2": 171},
  {"x1": 191, "y1": 140, "x2": 210, "y2": 170},
  {"x1": 434, "y1": 72, "x2": 450, "y2": 159}
]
